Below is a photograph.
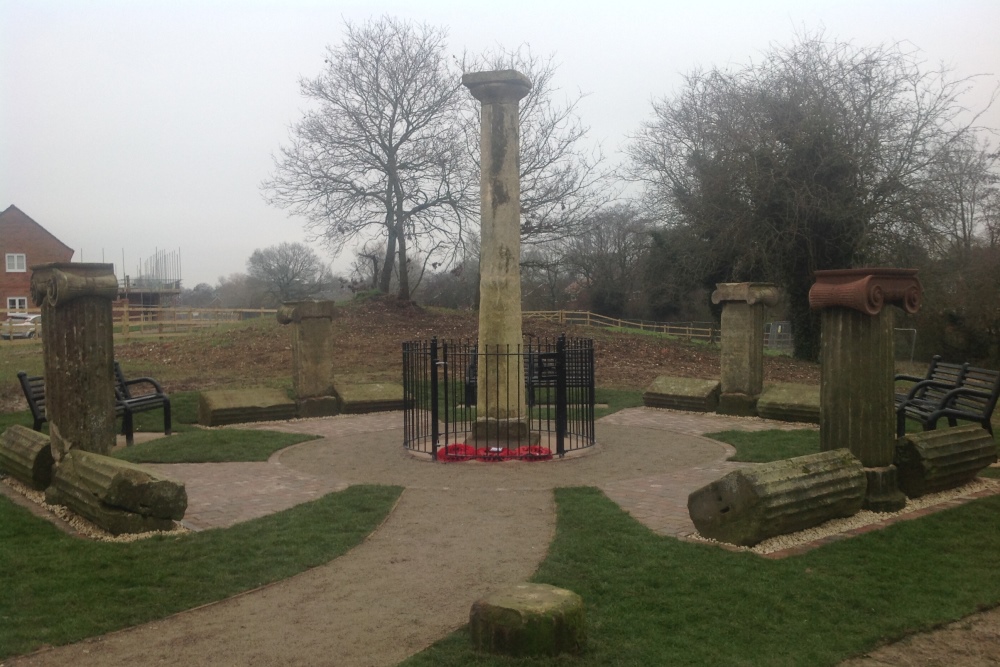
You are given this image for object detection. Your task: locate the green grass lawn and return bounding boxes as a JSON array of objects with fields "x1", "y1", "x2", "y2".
[
  {"x1": 402, "y1": 487, "x2": 1000, "y2": 667},
  {"x1": 112, "y1": 429, "x2": 318, "y2": 463},
  {"x1": 0, "y1": 485, "x2": 401, "y2": 659},
  {"x1": 708, "y1": 428, "x2": 821, "y2": 462}
]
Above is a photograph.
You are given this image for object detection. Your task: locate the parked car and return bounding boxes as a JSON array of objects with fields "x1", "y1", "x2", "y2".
[{"x1": 1, "y1": 313, "x2": 42, "y2": 339}]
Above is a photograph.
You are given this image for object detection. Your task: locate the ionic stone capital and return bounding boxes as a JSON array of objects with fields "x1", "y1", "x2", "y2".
[
  {"x1": 808, "y1": 268, "x2": 922, "y2": 316},
  {"x1": 462, "y1": 70, "x2": 532, "y2": 104},
  {"x1": 711, "y1": 283, "x2": 781, "y2": 307},
  {"x1": 30, "y1": 263, "x2": 118, "y2": 308}
]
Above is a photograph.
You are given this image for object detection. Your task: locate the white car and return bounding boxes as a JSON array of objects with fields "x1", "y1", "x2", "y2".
[{"x1": 1, "y1": 313, "x2": 42, "y2": 339}]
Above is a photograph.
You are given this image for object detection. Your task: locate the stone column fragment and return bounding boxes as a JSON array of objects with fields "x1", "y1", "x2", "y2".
[
  {"x1": 31, "y1": 263, "x2": 119, "y2": 459},
  {"x1": 463, "y1": 70, "x2": 532, "y2": 442},
  {"x1": 809, "y1": 268, "x2": 922, "y2": 511},
  {"x1": 711, "y1": 282, "x2": 780, "y2": 415},
  {"x1": 277, "y1": 300, "x2": 339, "y2": 417}
]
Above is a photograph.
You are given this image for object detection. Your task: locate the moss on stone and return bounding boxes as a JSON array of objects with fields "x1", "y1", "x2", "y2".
[{"x1": 469, "y1": 583, "x2": 586, "y2": 657}]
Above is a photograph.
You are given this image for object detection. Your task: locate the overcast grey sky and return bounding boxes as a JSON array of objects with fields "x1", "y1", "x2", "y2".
[{"x1": 2, "y1": 0, "x2": 998, "y2": 287}]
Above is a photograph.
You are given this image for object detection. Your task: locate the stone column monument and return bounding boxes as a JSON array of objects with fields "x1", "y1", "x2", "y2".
[
  {"x1": 809, "y1": 268, "x2": 922, "y2": 512},
  {"x1": 711, "y1": 282, "x2": 780, "y2": 415},
  {"x1": 463, "y1": 70, "x2": 532, "y2": 443},
  {"x1": 276, "y1": 300, "x2": 338, "y2": 417},
  {"x1": 30, "y1": 263, "x2": 119, "y2": 460}
]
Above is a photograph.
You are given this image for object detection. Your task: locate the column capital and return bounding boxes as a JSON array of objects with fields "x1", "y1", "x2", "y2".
[
  {"x1": 809, "y1": 268, "x2": 922, "y2": 316},
  {"x1": 277, "y1": 300, "x2": 337, "y2": 324},
  {"x1": 711, "y1": 282, "x2": 780, "y2": 307},
  {"x1": 462, "y1": 70, "x2": 531, "y2": 104},
  {"x1": 30, "y1": 263, "x2": 118, "y2": 308}
]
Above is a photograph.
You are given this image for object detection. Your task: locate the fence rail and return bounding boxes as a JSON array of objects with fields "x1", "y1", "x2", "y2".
[
  {"x1": 524, "y1": 310, "x2": 717, "y2": 342},
  {"x1": 1, "y1": 307, "x2": 278, "y2": 342}
]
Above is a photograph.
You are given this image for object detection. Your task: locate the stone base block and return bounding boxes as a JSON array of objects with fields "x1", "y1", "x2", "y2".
[
  {"x1": 717, "y1": 392, "x2": 759, "y2": 417},
  {"x1": 470, "y1": 583, "x2": 586, "y2": 657},
  {"x1": 688, "y1": 449, "x2": 866, "y2": 547},
  {"x1": 863, "y1": 465, "x2": 907, "y2": 512},
  {"x1": 198, "y1": 388, "x2": 298, "y2": 426},
  {"x1": 0, "y1": 425, "x2": 54, "y2": 490},
  {"x1": 896, "y1": 425, "x2": 997, "y2": 498},
  {"x1": 334, "y1": 382, "x2": 404, "y2": 414},
  {"x1": 642, "y1": 376, "x2": 720, "y2": 412},
  {"x1": 296, "y1": 396, "x2": 340, "y2": 418},
  {"x1": 756, "y1": 383, "x2": 820, "y2": 423}
]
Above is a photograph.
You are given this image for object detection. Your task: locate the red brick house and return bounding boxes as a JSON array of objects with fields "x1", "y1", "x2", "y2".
[{"x1": 0, "y1": 205, "x2": 74, "y2": 312}]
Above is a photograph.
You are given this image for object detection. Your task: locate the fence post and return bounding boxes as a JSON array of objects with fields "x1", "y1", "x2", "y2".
[
  {"x1": 556, "y1": 334, "x2": 567, "y2": 457},
  {"x1": 430, "y1": 337, "x2": 439, "y2": 459}
]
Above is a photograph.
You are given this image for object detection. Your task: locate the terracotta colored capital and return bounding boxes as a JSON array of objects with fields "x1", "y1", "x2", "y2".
[{"x1": 808, "y1": 268, "x2": 922, "y2": 316}]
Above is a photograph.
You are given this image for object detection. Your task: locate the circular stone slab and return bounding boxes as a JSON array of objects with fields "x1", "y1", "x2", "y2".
[{"x1": 469, "y1": 582, "x2": 585, "y2": 657}]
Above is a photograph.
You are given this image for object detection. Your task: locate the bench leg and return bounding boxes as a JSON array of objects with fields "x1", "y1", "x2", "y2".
[
  {"x1": 163, "y1": 398, "x2": 172, "y2": 436},
  {"x1": 123, "y1": 412, "x2": 135, "y2": 447}
]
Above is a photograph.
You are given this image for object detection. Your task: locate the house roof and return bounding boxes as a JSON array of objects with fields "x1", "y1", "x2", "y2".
[{"x1": 0, "y1": 204, "x2": 75, "y2": 256}]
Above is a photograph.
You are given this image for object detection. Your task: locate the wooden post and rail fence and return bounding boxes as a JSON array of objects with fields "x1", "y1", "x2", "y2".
[{"x1": 1, "y1": 307, "x2": 795, "y2": 349}]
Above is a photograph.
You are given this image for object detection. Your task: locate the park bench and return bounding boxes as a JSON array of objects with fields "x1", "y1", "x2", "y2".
[
  {"x1": 895, "y1": 358, "x2": 999, "y2": 437},
  {"x1": 17, "y1": 363, "x2": 171, "y2": 446},
  {"x1": 464, "y1": 348, "x2": 591, "y2": 408}
]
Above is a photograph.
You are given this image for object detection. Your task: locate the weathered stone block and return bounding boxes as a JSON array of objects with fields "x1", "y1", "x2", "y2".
[
  {"x1": 642, "y1": 376, "x2": 720, "y2": 412},
  {"x1": 334, "y1": 382, "x2": 404, "y2": 414},
  {"x1": 470, "y1": 583, "x2": 585, "y2": 657},
  {"x1": 296, "y1": 396, "x2": 340, "y2": 418},
  {"x1": 756, "y1": 383, "x2": 820, "y2": 423},
  {"x1": 896, "y1": 425, "x2": 998, "y2": 498},
  {"x1": 0, "y1": 425, "x2": 54, "y2": 490},
  {"x1": 198, "y1": 388, "x2": 298, "y2": 426},
  {"x1": 717, "y1": 392, "x2": 759, "y2": 417},
  {"x1": 45, "y1": 450, "x2": 185, "y2": 535},
  {"x1": 687, "y1": 449, "x2": 866, "y2": 547},
  {"x1": 50, "y1": 450, "x2": 186, "y2": 519}
]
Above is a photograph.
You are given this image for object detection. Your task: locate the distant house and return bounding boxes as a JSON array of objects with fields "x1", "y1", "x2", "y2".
[{"x1": 0, "y1": 205, "x2": 74, "y2": 311}]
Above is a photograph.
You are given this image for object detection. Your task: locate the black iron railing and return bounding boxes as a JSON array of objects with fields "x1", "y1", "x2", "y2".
[{"x1": 402, "y1": 335, "x2": 595, "y2": 460}]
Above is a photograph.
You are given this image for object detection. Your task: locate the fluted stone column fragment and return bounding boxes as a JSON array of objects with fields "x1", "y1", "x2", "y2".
[
  {"x1": 711, "y1": 283, "x2": 780, "y2": 415},
  {"x1": 809, "y1": 268, "x2": 922, "y2": 512},
  {"x1": 277, "y1": 300, "x2": 338, "y2": 417},
  {"x1": 463, "y1": 70, "x2": 532, "y2": 443},
  {"x1": 31, "y1": 263, "x2": 119, "y2": 459}
]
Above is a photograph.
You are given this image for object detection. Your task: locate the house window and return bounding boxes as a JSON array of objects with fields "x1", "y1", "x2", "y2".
[
  {"x1": 7, "y1": 297, "x2": 28, "y2": 310},
  {"x1": 6, "y1": 253, "x2": 26, "y2": 272}
]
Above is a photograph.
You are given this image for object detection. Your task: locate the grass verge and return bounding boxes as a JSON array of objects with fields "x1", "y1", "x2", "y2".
[
  {"x1": 0, "y1": 484, "x2": 402, "y2": 659},
  {"x1": 112, "y1": 429, "x2": 318, "y2": 463},
  {"x1": 707, "y1": 429, "x2": 820, "y2": 462},
  {"x1": 402, "y1": 487, "x2": 1000, "y2": 667}
]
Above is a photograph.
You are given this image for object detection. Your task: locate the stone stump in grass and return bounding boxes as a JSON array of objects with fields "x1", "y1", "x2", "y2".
[
  {"x1": 30, "y1": 263, "x2": 119, "y2": 460},
  {"x1": 809, "y1": 268, "x2": 922, "y2": 512},
  {"x1": 470, "y1": 583, "x2": 585, "y2": 657},
  {"x1": 277, "y1": 300, "x2": 339, "y2": 417},
  {"x1": 711, "y1": 282, "x2": 780, "y2": 416}
]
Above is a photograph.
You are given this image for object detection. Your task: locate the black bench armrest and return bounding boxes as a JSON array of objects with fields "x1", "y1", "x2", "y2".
[
  {"x1": 898, "y1": 379, "x2": 958, "y2": 404},
  {"x1": 117, "y1": 375, "x2": 167, "y2": 397}
]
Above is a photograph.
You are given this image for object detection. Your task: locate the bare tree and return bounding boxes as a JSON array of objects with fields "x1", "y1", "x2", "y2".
[
  {"x1": 561, "y1": 205, "x2": 652, "y2": 317},
  {"x1": 462, "y1": 45, "x2": 613, "y2": 245},
  {"x1": 246, "y1": 242, "x2": 332, "y2": 305},
  {"x1": 628, "y1": 31, "x2": 995, "y2": 358},
  {"x1": 263, "y1": 17, "x2": 470, "y2": 301}
]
